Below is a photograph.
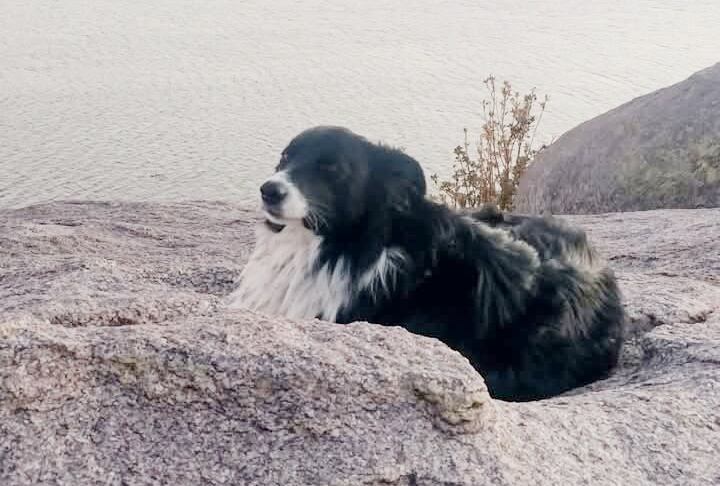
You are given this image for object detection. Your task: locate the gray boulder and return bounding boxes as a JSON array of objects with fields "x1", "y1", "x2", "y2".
[
  {"x1": 515, "y1": 63, "x2": 720, "y2": 214},
  {"x1": 1, "y1": 202, "x2": 719, "y2": 485}
]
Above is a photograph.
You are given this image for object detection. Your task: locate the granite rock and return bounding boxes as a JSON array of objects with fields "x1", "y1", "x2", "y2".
[
  {"x1": 1, "y1": 202, "x2": 719, "y2": 485},
  {"x1": 515, "y1": 63, "x2": 720, "y2": 214}
]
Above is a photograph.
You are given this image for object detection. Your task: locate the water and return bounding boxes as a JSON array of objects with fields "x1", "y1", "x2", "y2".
[{"x1": 1, "y1": 0, "x2": 719, "y2": 209}]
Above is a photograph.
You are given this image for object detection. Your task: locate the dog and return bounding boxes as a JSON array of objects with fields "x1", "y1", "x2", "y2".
[{"x1": 228, "y1": 126, "x2": 624, "y2": 401}]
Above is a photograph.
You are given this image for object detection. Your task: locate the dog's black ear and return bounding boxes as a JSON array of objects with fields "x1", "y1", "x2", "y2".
[{"x1": 367, "y1": 144, "x2": 426, "y2": 212}]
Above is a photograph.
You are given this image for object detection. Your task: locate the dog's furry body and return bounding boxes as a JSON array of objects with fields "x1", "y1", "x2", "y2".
[{"x1": 229, "y1": 127, "x2": 624, "y2": 401}]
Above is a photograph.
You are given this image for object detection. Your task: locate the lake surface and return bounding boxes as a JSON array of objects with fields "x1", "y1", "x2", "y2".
[{"x1": 1, "y1": 0, "x2": 719, "y2": 209}]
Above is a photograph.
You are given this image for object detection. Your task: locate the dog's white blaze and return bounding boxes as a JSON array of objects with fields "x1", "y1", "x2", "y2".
[
  {"x1": 264, "y1": 171, "x2": 308, "y2": 220},
  {"x1": 228, "y1": 222, "x2": 406, "y2": 321}
]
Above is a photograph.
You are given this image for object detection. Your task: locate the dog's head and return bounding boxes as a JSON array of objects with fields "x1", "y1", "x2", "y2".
[{"x1": 259, "y1": 126, "x2": 426, "y2": 234}]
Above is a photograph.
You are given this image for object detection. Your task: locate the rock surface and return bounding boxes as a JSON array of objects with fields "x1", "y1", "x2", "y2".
[
  {"x1": 515, "y1": 63, "x2": 720, "y2": 214},
  {"x1": 1, "y1": 202, "x2": 719, "y2": 485}
]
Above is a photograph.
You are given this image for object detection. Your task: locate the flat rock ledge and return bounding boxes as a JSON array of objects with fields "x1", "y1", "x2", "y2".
[{"x1": 1, "y1": 202, "x2": 719, "y2": 486}]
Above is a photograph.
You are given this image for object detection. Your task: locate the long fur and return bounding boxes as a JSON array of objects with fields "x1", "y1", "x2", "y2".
[{"x1": 229, "y1": 126, "x2": 625, "y2": 402}]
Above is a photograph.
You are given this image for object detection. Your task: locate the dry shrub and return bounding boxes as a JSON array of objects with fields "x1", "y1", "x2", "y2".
[{"x1": 431, "y1": 76, "x2": 549, "y2": 210}]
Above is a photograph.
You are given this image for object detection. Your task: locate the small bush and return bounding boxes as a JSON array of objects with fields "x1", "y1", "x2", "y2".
[{"x1": 431, "y1": 76, "x2": 549, "y2": 211}]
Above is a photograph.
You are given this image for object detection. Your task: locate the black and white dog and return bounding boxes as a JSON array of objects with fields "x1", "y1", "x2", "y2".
[{"x1": 229, "y1": 126, "x2": 624, "y2": 401}]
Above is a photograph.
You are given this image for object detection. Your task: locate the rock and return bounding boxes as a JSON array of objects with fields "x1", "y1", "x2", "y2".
[
  {"x1": 1, "y1": 202, "x2": 719, "y2": 485},
  {"x1": 515, "y1": 63, "x2": 720, "y2": 214}
]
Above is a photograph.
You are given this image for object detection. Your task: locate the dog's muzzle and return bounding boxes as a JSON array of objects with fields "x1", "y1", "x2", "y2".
[
  {"x1": 260, "y1": 180, "x2": 287, "y2": 210},
  {"x1": 258, "y1": 171, "x2": 309, "y2": 222}
]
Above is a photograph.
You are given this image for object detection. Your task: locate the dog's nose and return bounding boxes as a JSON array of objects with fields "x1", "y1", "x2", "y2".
[{"x1": 260, "y1": 180, "x2": 288, "y2": 205}]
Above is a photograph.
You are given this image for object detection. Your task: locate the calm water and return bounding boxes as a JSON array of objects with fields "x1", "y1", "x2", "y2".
[{"x1": 1, "y1": 0, "x2": 719, "y2": 209}]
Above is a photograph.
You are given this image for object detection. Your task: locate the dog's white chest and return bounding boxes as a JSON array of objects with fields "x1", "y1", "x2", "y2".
[{"x1": 228, "y1": 223, "x2": 353, "y2": 321}]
